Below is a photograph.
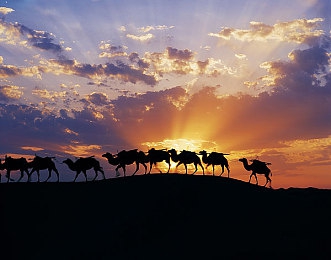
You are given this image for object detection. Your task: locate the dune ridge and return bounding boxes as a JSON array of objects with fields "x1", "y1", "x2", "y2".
[{"x1": 1, "y1": 174, "x2": 331, "y2": 259}]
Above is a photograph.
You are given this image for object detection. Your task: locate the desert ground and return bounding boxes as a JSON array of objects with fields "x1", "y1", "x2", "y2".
[{"x1": 1, "y1": 174, "x2": 331, "y2": 259}]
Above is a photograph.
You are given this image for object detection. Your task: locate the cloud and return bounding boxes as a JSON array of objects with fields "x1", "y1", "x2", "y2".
[
  {"x1": 44, "y1": 59, "x2": 157, "y2": 86},
  {"x1": 86, "y1": 92, "x2": 109, "y2": 106},
  {"x1": 166, "y1": 47, "x2": 194, "y2": 60},
  {"x1": 260, "y1": 40, "x2": 331, "y2": 90},
  {"x1": 99, "y1": 42, "x2": 128, "y2": 58},
  {"x1": 144, "y1": 47, "x2": 235, "y2": 76},
  {"x1": 32, "y1": 88, "x2": 68, "y2": 101},
  {"x1": 138, "y1": 25, "x2": 175, "y2": 33},
  {"x1": 0, "y1": 19, "x2": 66, "y2": 57},
  {"x1": 209, "y1": 18, "x2": 325, "y2": 45},
  {"x1": 0, "y1": 85, "x2": 23, "y2": 101},
  {"x1": 0, "y1": 62, "x2": 41, "y2": 79},
  {"x1": 0, "y1": 6, "x2": 14, "y2": 16},
  {"x1": 126, "y1": 33, "x2": 154, "y2": 42},
  {"x1": 122, "y1": 24, "x2": 174, "y2": 42}
]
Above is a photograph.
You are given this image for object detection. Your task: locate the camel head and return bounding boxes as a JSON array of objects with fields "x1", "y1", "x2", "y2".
[
  {"x1": 168, "y1": 148, "x2": 177, "y2": 155},
  {"x1": 63, "y1": 158, "x2": 73, "y2": 165},
  {"x1": 239, "y1": 158, "x2": 248, "y2": 163},
  {"x1": 102, "y1": 152, "x2": 113, "y2": 159},
  {"x1": 199, "y1": 150, "x2": 207, "y2": 156}
]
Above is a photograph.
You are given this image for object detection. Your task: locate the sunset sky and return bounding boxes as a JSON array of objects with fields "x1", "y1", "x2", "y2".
[{"x1": 0, "y1": 0, "x2": 330, "y2": 188}]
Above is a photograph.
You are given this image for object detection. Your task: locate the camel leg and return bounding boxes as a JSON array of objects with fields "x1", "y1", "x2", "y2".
[
  {"x1": 192, "y1": 163, "x2": 198, "y2": 175},
  {"x1": 115, "y1": 165, "x2": 122, "y2": 177},
  {"x1": 227, "y1": 166, "x2": 230, "y2": 178},
  {"x1": 17, "y1": 170, "x2": 24, "y2": 182},
  {"x1": 37, "y1": 170, "x2": 41, "y2": 182},
  {"x1": 6, "y1": 170, "x2": 11, "y2": 183},
  {"x1": 123, "y1": 165, "x2": 126, "y2": 177},
  {"x1": 248, "y1": 173, "x2": 253, "y2": 183},
  {"x1": 220, "y1": 165, "x2": 224, "y2": 176},
  {"x1": 148, "y1": 162, "x2": 153, "y2": 174},
  {"x1": 166, "y1": 161, "x2": 170, "y2": 174},
  {"x1": 53, "y1": 168, "x2": 60, "y2": 182},
  {"x1": 73, "y1": 172, "x2": 79, "y2": 182},
  {"x1": 27, "y1": 172, "x2": 31, "y2": 182},
  {"x1": 132, "y1": 162, "x2": 139, "y2": 176},
  {"x1": 142, "y1": 163, "x2": 147, "y2": 174},
  {"x1": 92, "y1": 169, "x2": 98, "y2": 181},
  {"x1": 254, "y1": 173, "x2": 258, "y2": 185},
  {"x1": 212, "y1": 165, "x2": 215, "y2": 176},
  {"x1": 200, "y1": 163, "x2": 204, "y2": 175},
  {"x1": 265, "y1": 175, "x2": 272, "y2": 188},
  {"x1": 45, "y1": 169, "x2": 52, "y2": 182},
  {"x1": 100, "y1": 169, "x2": 106, "y2": 180},
  {"x1": 83, "y1": 170, "x2": 88, "y2": 182},
  {"x1": 29, "y1": 168, "x2": 35, "y2": 182}
]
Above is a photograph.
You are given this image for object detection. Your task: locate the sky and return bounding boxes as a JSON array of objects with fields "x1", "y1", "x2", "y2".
[{"x1": 0, "y1": 0, "x2": 330, "y2": 188}]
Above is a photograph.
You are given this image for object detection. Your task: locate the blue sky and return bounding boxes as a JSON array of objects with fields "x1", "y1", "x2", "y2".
[{"x1": 0, "y1": 0, "x2": 330, "y2": 187}]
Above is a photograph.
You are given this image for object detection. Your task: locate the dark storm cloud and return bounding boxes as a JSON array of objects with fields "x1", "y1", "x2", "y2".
[
  {"x1": 166, "y1": 47, "x2": 194, "y2": 60},
  {"x1": 262, "y1": 37, "x2": 331, "y2": 91},
  {"x1": 0, "y1": 65, "x2": 21, "y2": 77},
  {"x1": 86, "y1": 92, "x2": 109, "y2": 106},
  {"x1": 15, "y1": 23, "x2": 64, "y2": 55},
  {"x1": 129, "y1": 52, "x2": 149, "y2": 69},
  {"x1": 50, "y1": 59, "x2": 157, "y2": 86},
  {"x1": 0, "y1": 20, "x2": 66, "y2": 57}
]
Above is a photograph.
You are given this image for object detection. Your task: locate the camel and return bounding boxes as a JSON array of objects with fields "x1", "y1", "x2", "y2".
[
  {"x1": 28, "y1": 155, "x2": 60, "y2": 182},
  {"x1": 199, "y1": 150, "x2": 230, "y2": 177},
  {"x1": 2, "y1": 156, "x2": 30, "y2": 182},
  {"x1": 63, "y1": 156, "x2": 105, "y2": 182},
  {"x1": 102, "y1": 149, "x2": 149, "y2": 177},
  {"x1": 0, "y1": 159, "x2": 4, "y2": 182},
  {"x1": 147, "y1": 148, "x2": 171, "y2": 174},
  {"x1": 239, "y1": 158, "x2": 272, "y2": 188},
  {"x1": 168, "y1": 149, "x2": 204, "y2": 175}
]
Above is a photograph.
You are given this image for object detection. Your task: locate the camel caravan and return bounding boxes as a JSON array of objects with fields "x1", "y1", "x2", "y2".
[{"x1": 0, "y1": 148, "x2": 272, "y2": 187}]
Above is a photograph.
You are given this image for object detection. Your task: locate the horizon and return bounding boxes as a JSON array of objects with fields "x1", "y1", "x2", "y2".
[{"x1": 0, "y1": 1, "x2": 330, "y2": 189}]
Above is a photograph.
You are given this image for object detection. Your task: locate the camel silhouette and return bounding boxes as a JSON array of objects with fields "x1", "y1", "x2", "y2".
[
  {"x1": 63, "y1": 156, "x2": 105, "y2": 182},
  {"x1": 199, "y1": 150, "x2": 230, "y2": 177},
  {"x1": 168, "y1": 149, "x2": 204, "y2": 175},
  {"x1": 0, "y1": 159, "x2": 4, "y2": 182},
  {"x1": 102, "y1": 149, "x2": 149, "y2": 177},
  {"x1": 2, "y1": 156, "x2": 30, "y2": 182},
  {"x1": 28, "y1": 155, "x2": 60, "y2": 182},
  {"x1": 147, "y1": 148, "x2": 171, "y2": 174},
  {"x1": 239, "y1": 158, "x2": 272, "y2": 188}
]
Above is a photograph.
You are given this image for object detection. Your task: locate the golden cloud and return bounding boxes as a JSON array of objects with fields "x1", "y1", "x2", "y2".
[
  {"x1": 209, "y1": 18, "x2": 325, "y2": 44},
  {"x1": 32, "y1": 89, "x2": 67, "y2": 100},
  {"x1": 0, "y1": 7, "x2": 15, "y2": 15},
  {"x1": 0, "y1": 85, "x2": 23, "y2": 99},
  {"x1": 126, "y1": 33, "x2": 154, "y2": 42}
]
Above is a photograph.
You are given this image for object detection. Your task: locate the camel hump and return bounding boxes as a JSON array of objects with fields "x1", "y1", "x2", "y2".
[
  {"x1": 80, "y1": 155, "x2": 95, "y2": 159},
  {"x1": 251, "y1": 159, "x2": 270, "y2": 167},
  {"x1": 181, "y1": 150, "x2": 196, "y2": 155},
  {"x1": 118, "y1": 149, "x2": 138, "y2": 156}
]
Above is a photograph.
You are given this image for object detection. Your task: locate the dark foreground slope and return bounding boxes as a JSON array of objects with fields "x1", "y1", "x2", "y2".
[{"x1": 1, "y1": 174, "x2": 331, "y2": 259}]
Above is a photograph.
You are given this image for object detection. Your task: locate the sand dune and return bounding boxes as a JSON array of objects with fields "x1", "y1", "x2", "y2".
[{"x1": 1, "y1": 174, "x2": 331, "y2": 259}]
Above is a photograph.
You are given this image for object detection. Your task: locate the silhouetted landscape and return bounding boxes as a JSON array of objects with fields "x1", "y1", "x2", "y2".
[{"x1": 1, "y1": 174, "x2": 331, "y2": 259}]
